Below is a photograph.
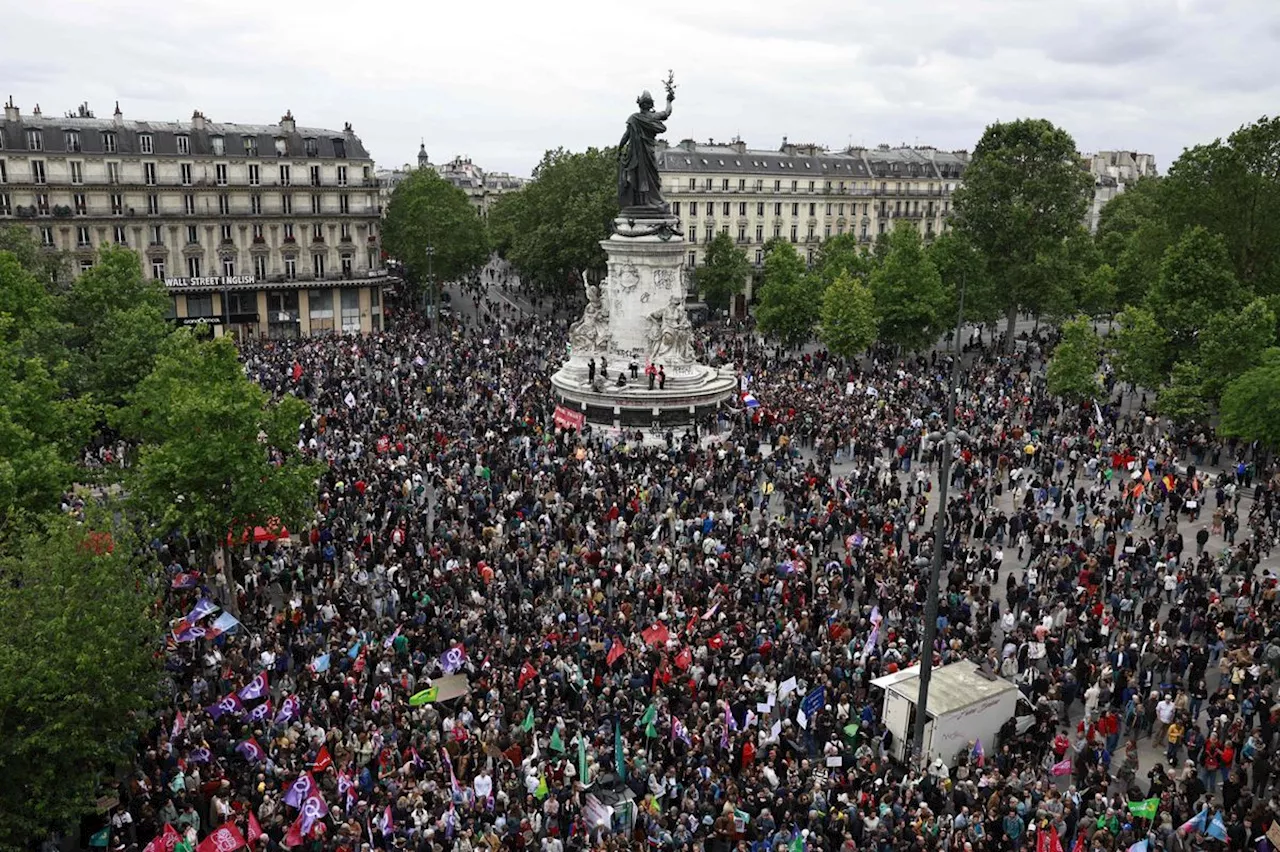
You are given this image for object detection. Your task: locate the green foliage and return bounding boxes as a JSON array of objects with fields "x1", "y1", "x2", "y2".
[
  {"x1": 1197, "y1": 298, "x2": 1275, "y2": 401},
  {"x1": 926, "y1": 230, "x2": 999, "y2": 325},
  {"x1": 1220, "y1": 349, "x2": 1280, "y2": 446},
  {"x1": 113, "y1": 332, "x2": 321, "y2": 546},
  {"x1": 1045, "y1": 315, "x2": 1101, "y2": 403},
  {"x1": 1095, "y1": 178, "x2": 1168, "y2": 307},
  {"x1": 1078, "y1": 263, "x2": 1119, "y2": 318},
  {"x1": 383, "y1": 168, "x2": 488, "y2": 286},
  {"x1": 818, "y1": 272, "x2": 878, "y2": 359},
  {"x1": 0, "y1": 514, "x2": 160, "y2": 849},
  {"x1": 1147, "y1": 226, "x2": 1248, "y2": 351},
  {"x1": 1107, "y1": 305, "x2": 1169, "y2": 390},
  {"x1": 953, "y1": 118, "x2": 1094, "y2": 344},
  {"x1": 0, "y1": 225, "x2": 70, "y2": 293},
  {"x1": 869, "y1": 224, "x2": 949, "y2": 352},
  {"x1": 695, "y1": 231, "x2": 751, "y2": 311},
  {"x1": 1158, "y1": 361, "x2": 1210, "y2": 425},
  {"x1": 488, "y1": 147, "x2": 617, "y2": 292},
  {"x1": 755, "y1": 243, "x2": 820, "y2": 346},
  {"x1": 811, "y1": 233, "x2": 873, "y2": 289}
]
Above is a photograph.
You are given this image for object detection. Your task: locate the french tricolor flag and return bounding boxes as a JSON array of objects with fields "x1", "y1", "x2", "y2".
[{"x1": 741, "y1": 392, "x2": 760, "y2": 409}]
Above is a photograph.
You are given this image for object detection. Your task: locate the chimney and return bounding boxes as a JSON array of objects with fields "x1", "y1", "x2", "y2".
[
  {"x1": 280, "y1": 110, "x2": 296, "y2": 133},
  {"x1": 4, "y1": 96, "x2": 17, "y2": 122},
  {"x1": 113, "y1": 100, "x2": 123, "y2": 124},
  {"x1": 32, "y1": 103, "x2": 41, "y2": 117},
  {"x1": 191, "y1": 109, "x2": 206, "y2": 131}
]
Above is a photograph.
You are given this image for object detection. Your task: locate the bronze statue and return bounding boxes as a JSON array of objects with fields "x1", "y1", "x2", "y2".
[{"x1": 617, "y1": 72, "x2": 676, "y2": 214}]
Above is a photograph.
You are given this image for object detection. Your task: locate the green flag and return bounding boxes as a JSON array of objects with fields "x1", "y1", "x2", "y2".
[
  {"x1": 578, "y1": 734, "x2": 589, "y2": 784},
  {"x1": 842, "y1": 723, "x2": 860, "y2": 740},
  {"x1": 639, "y1": 703, "x2": 656, "y2": 727},
  {"x1": 734, "y1": 809, "x2": 751, "y2": 825},
  {"x1": 645, "y1": 720, "x2": 658, "y2": 738},
  {"x1": 614, "y1": 720, "x2": 626, "y2": 781},
  {"x1": 90, "y1": 827, "x2": 110, "y2": 848},
  {"x1": 534, "y1": 774, "x2": 549, "y2": 799},
  {"x1": 790, "y1": 834, "x2": 805, "y2": 852},
  {"x1": 1127, "y1": 797, "x2": 1159, "y2": 820},
  {"x1": 409, "y1": 687, "x2": 438, "y2": 706},
  {"x1": 521, "y1": 706, "x2": 535, "y2": 732},
  {"x1": 550, "y1": 727, "x2": 565, "y2": 753}
]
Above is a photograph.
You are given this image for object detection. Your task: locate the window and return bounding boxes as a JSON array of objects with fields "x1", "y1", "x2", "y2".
[
  {"x1": 755, "y1": 224, "x2": 763, "y2": 242},
  {"x1": 180, "y1": 163, "x2": 192, "y2": 185},
  {"x1": 824, "y1": 225, "x2": 831, "y2": 239},
  {"x1": 688, "y1": 251, "x2": 696, "y2": 267},
  {"x1": 791, "y1": 203, "x2": 799, "y2": 217},
  {"x1": 274, "y1": 137, "x2": 287, "y2": 157},
  {"x1": 688, "y1": 226, "x2": 697, "y2": 243},
  {"x1": 80, "y1": 259, "x2": 94, "y2": 274},
  {"x1": 340, "y1": 288, "x2": 360, "y2": 331},
  {"x1": 367, "y1": 249, "x2": 378, "y2": 270},
  {"x1": 339, "y1": 194, "x2": 349, "y2": 214},
  {"x1": 35, "y1": 193, "x2": 49, "y2": 215},
  {"x1": 215, "y1": 164, "x2": 227, "y2": 186},
  {"x1": 211, "y1": 136, "x2": 224, "y2": 156},
  {"x1": 722, "y1": 179, "x2": 729, "y2": 191},
  {"x1": 114, "y1": 225, "x2": 127, "y2": 245},
  {"x1": 791, "y1": 180, "x2": 798, "y2": 191},
  {"x1": 0, "y1": 193, "x2": 8, "y2": 216},
  {"x1": 65, "y1": 130, "x2": 82, "y2": 152},
  {"x1": 283, "y1": 223, "x2": 295, "y2": 241},
  {"x1": 248, "y1": 164, "x2": 260, "y2": 186},
  {"x1": 144, "y1": 194, "x2": 157, "y2": 215},
  {"x1": 340, "y1": 222, "x2": 351, "y2": 240},
  {"x1": 218, "y1": 194, "x2": 230, "y2": 215},
  {"x1": 790, "y1": 224, "x2": 798, "y2": 243},
  {"x1": 772, "y1": 223, "x2": 781, "y2": 238},
  {"x1": 106, "y1": 162, "x2": 120, "y2": 184},
  {"x1": 282, "y1": 194, "x2": 293, "y2": 214},
  {"x1": 809, "y1": 203, "x2": 816, "y2": 217},
  {"x1": 737, "y1": 226, "x2": 746, "y2": 242},
  {"x1": 222, "y1": 257, "x2": 235, "y2": 277},
  {"x1": 186, "y1": 291, "x2": 213, "y2": 316},
  {"x1": 139, "y1": 134, "x2": 153, "y2": 154},
  {"x1": 31, "y1": 161, "x2": 46, "y2": 184},
  {"x1": 250, "y1": 195, "x2": 262, "y2": 215},
  {"x1": 253, "y1": 255, "x2": 267, "y2": 279},
  {"x1": 186, "y1": 225, "x2": 198, "y2": 245},
  {"x1": 826, "y1": 203, "x2": 832, "y2": 216},
  {"x1": 220, "y1": 224, "x2": 232, "y2": 243},
  {"x1": 304, "y1": 139, "x2": 319, "y2": 158},
  {"x1": 312, "y1": 223, "x2": 323, "y2": 242},
  {"x1": 183, "y1": 195, "x2": 195, "y2": 215},
  {"x1": 252, "y1": 224, "x2": 263, "y2": 241},
  {"x1": 279, "y1": 164, "x2": 291, "y2": 186},
  {"x1": 0, "y1": 161, "x2": 6, "y2": 183},
  {"x1": 333, "y1": 139, "x2": 346, "y2": 159},
  {"x1": 284, "y1": 256, "x2": 297, "y2": 279},
  {"x1": 150, "y1": 225, "x2": 163, "y2": 245},
  {"x1": 808, "y1": 180, "x2": 815, "y2": 192},
  {"x1": 310, "y1": 194, "x2": 321, "y2": 214},
  {"x1": 26, "y1": 129, "x2": 43, "y2": 151},
  {"x1": 754, "y1": 249, "x2": 763, "y2": 265},
  {"x1": 838, "y1": 203, "x2": 845, "y2": 215},
  {"x1": 176, "y1": 135, "x2": 190, "y2": 155},
  {"x1": 151, "y1": 259, "x2": 165, "y2": 279},
  {"x1": 309, "y1": 165, "x2": 321, "y2": 187},
  {"x1": 243, "y1": 136, "x2": 258, "y2": 156},
  {"x1": 341, "y1": 253, "x2": 353, "y2": 277},
  {"x1": 308, "y1": 288, "x2": 333, "y2": 332},
  {"x1": 73, "y1": 193, "x2": 87, "y2": 215},
  {"x1": 773, "y1": 202, "x2": 781, "y2": 216},
  {"x1": 144, "y1": 162, "x2": 156, "y2": 185},
  {"x1": 336, "y1": 165, "x2": 347, "y2": 186},
  {"x1": 722, "y1": 202, "x2": 730, "y2": 216},
  {"x1": 739, "y1": 202, "x2": 747, "y2": 216},
  {"x1": 40, "y1": 226, "x2": 54, "y2": 246},
  {"x1": 704, "y1": 178, "x2": 712, "y2": 190},
  {"x1": 102, "y1": 132, "x2": 117, "y2": 153},
  {"x1": 76, "y1": 226, "x2": 91, "y2": 247},
  {"x1": 671, "y1": 201, "x2": 680, "y2": 216},
  {"x1": 110, "y1": 194, "x2": 123, "y2": 215}
]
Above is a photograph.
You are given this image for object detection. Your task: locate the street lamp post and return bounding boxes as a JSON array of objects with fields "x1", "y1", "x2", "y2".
[
  {"x1": 910, "y1": 276, "x2": 967, "y2": 767},
  {"x1": 426, "y1": 245, "x2": 436, "y2": 334}
]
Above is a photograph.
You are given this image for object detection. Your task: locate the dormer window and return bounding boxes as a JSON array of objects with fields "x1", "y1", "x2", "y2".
[
  {"x1": 304, "y1": 138, "x2": 319, "y2": 157},
  {"x1": 101, "y1": 131, "x2": 117, "y2": 153},
  {"x1": 274, "y1": 137, "x2": 287, "y2": 156},
  {"x1": 176, "y1": 134, "x2": 190, "y2": 155},
  {"x1": 244, "y1": 135, "x2": 258, "y2": 156},
  {"x1": 332, "y1": 139, "x2": 346, "y2": 159},
  {"x1": 65, "y1": 130, "x2": 81, "y2": 152},
  {"x1": 211, "y1": 135, "x2": 225, "y2": 155}
]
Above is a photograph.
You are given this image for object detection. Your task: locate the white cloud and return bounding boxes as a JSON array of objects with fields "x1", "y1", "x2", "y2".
[{"x1": 3, "y1": 0, "x2": 1279, "y2": 175}]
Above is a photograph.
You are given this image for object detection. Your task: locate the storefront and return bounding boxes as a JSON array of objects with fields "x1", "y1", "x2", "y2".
[{"x1": 165, "y1": 275, "x2": 387, "y2": 339}]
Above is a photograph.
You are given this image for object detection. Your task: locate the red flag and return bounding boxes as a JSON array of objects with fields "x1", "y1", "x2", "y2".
[
  {"x1": 707, "y1": 634, "x2": 725, "y2": 650},
  {"x1": 641, "y1": 622, "x2": 670, "y2": 647},
  {"x1": 246, "y1": 812, "x2": 264, "y2": 846},
  {"x1": 144, "y1": 824, "x2": 181, "y2": 852},
  {"x1": 284, "y1": 815, "x2": 304, "y2": 848},
  {"x1": 196, "y1": 823, "x2": 246, "y2": 852},
  {"x1": 292, "y1": 362, "x2": 303, "y2": 382},
  {"x1": 313, "y1": 745, "x2": 332, "y2": 773},
  {"x1": 741, "y1": 740, "x2": 755, "y2": 769},
  {"x1": 674, "y1": 647, "x2": 692, "y2": 671},
  {"x1": 606, "y1": 642, "x2": 626, "y2": 667},
  {"x1": 517, "y1": 661, "x2": 537, "y2": 690}
]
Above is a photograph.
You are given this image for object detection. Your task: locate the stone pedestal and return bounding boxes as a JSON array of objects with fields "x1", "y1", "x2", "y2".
[{"x1": 552, "y1": 214, "x2": 736, "y2": 428}]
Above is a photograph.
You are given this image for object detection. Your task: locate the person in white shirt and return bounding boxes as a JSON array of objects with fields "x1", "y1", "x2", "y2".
[
  {"x1": 1153, "y1": 695, "x2": 1176, "y2": 744},
  {"x1": 474, "y1": 770, "x2": 493, "y2": 807}
]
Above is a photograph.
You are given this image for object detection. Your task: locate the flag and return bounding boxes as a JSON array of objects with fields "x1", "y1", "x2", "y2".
[
  {"x1": 275, "y1": 694, "x2": 300, "y2": 725},
  {"x1": 578, "y1": 733, "x2": 589, "y2": 784},
  {"x1": 674, "y1": 646, "x2": 692, "y2": 670},
  {"x1": 347, "y1": 640, "x2": 362, "y2": 659},
  {"x1": 283, "y1": 815, "x2": 304, "y2": 848},
  {"x1": 1037, "y1": 825, "x2": 1064, "y2": 852},
  {"x1": 236, "y1": 738, "x2": 265, "y2": 763},
  {"x1": 1208, "y1": 813, "x2": 1228, "y2": 842},
  {"x1": 843, "y1": 723, "x2": 860, "y2": 740},
  {"x1": 143, "y1": 824, "x2": 181, "y2": 852},
  {"x1": 247, "y1": 699, "x2": 273, "y2": 724},
  {"x1": 283, "y1": 772, "x2": 316, "y2": 809},
  {"x1": 742, "y1": 392, "x2": 760, "y2": 408},
  {"x1": 197, "y1": 824, "x2": 246, "y2": 852},
  {"x1": 171, "y1": 572, "x2": 199, "y2": 590},
  {"x1": 645, "y1": 720, "x2": 658, "y2": 738},
  {"x1": 550, "y1": 728, "x2": 565, "y2": 753},
  {"x1": 344, "y1": 391, "x2": 357, "y2": 408},
  {"x1": 1093, "y1": 400, "x2": 1104, "y2": 426},
  {"x1": 173, "y1": 625, "x2": 207, "y2": 643},
  {"x1": 298, "y1": 793, "x2": 326, "y2": 837},
  {"x1": 381, "y1": 805, "x2": 394, "y2": 836},
  {"x1": 292, "y1": 362, "x2": 303, "y2": 381},
  {"x1": 440, "y1": 643, "x2": 467, "y2": 674},
  {"x1": 518, "y1": 661, "x2": 537, "y2": 690},
  {"x1": 614, "y1": 719, "x2": 626, "y2": 780},
  {"x1": 1180, "y1": 807, "x2": 1208, "y2": 835},
  {"x1": 208, "y1": 692, "x2": 244, "y2": 720},
  {"x1": 801, "y1": 686, "x2": 825, "y2": 718},
  {"x1": 971, "y1": 738, "x2": 985, "y2": 767},
  {"x1": 520, "y1": 707, "x2": 535, "y2": 732},
  {"x1": 1128, "y1": 798, "x2": 1159, "y2": 820},
  {"x1": 1127, "y1": 841, "x2": 1148, "y2": 852},
  {"x1": 90, "y1": 827, "x2": 111, "y2": 848},
  {"x1": 247, "y1": 812, "x2": 264, "y2": 846},
  {"x1": 641, "y1": 622, "x2": 670, "y2": 647},
  {"x1": 672, "y1": 717, "x2": 691, "y2": 745},
  {"x1": 861, "y1": 624, "x2": 880, "y2": 662},
  {"x1": 409, "y1": 687, "x2": 438, "y2": 705},
  {"x1": 238, "y1": 671, "x2": 270, "y2": 702},
  {"x1": 707, "y1": 633, "x2": 725, "y2": 650},
  {"x1": 534, "y1": 774, "x2": 549, "y2": 799},
  {"x1": 1051, "y1": 757, "x2": 1072, "y2": 776},
  {"x1": 185, "y1": 597, "x2": 219, "y2": 625},
  {"x1": 207, "y1": 612, "x2": 241, "y2": 638},
  {"x1": 639, "y1": 703, "x2": 657, "y2": 728},
  {"x1": 382, "y1": 625, "x2": 402, "y2": 649},
  {"x1": 313, "y1": 745, "x2": 332, "y2": 772},
  {"x1": 310, "y1": 653, "x2": 331, "y2": 673},
  {"x1": 172, "y1": 710, "x2": 186, "y2": 738},
  {"x1": 606, "y1": 641, "x2": 626, "y2": 667},
  {"x1": 189, "y1": 746, "x2": 211, "y2": 763},
  {"x1": 790, "y1": 834, "x2": 805, "y2": 852}
]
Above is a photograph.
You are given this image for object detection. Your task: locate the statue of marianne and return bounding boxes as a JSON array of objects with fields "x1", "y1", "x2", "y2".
[{"x1": 617, "y1": 78, "x2": 675, "y2": 213}]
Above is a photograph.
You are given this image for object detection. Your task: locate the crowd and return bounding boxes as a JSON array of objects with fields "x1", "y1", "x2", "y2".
[{"x1": 102, "y1": 280, "x2": 1280, "y2": 852}]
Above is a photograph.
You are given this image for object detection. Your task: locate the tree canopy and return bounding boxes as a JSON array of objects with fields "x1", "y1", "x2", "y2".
[
  {"x1": 869, "y1": 224, "x2": 949, "y2": 352},
  {"x1": 695, "y1": 231, "x2": 751, "y2": 312},
  {"x1": 818, "y1": 272, "x2": 878, "y2": 359},
  {"x1": 1045, "y1": 316, "x2": 1101, "y2": 403},
  {"x1": 755, "y1": 243, "x2": 821, "y2": 347},
  {"x1": 382, "y1": 168, "x2": 488, "y2": 287}
]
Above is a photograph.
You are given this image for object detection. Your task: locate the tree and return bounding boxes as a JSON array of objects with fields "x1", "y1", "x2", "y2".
[
  {"x1": 382, "y1": 168, "x2": 488, "y2": 288},
  {"x1": 926, "y1": 230, "x2": 999, "y2": 325},
  {"x1": 1197, "y1": 298, "x2": 1275, "y2": 401},
  {"x1": 868, "y1": 223, "x2": 949, "y2": 352},
  {"x1": 695, "y1": 232, "x2": 751, "y2": 312},
  {"x1": 1158, "y1": 361, "x2": 1210, "y2": 425},
  {"x1": 811, "y1": 233, "x2": 873, "y2": 289},
  {"x1": 1107, "y1": 305, "x2": 1169, "y2": 391},
  {"x1": 1045, "y1": 315, "x2": 1101, "y2": 403},
  {"x1": 952, "y1": 119, "x2": 1094, "y2": 348},
  {"x1": 488, "y1": 147, "x2": 618, "y2": 293},
  {"x1": 0, "y1": 225, "x2": 70, "y2": 294},
  {"x1": 818, "y1": 273, "x2": 878, "y2": 359},
  {"x1": 1078, "y1": 263, "x2": 1119, "y2": 319},
  {"x1": 113, "y1": 332, "x2": 322, "y2": 555},
  {"x1": 0, "y1": 514, "x2": 160, "y2": 850},
  {"x1": 755, "y1": 243, "x2": 820, "y2": 347},
  {"x1": 1147, "y1": 226, "x2": 1249, "y2": 352},
  {"x1": 1220, "y1": 349, "x2": 1280, "y2": 447},
  {"x1": 1095, "y1": 178, "x2": 1167, "y2": 308}
]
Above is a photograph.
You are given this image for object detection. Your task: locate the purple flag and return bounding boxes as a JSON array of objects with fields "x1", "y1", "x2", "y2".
[
  {"x1": 440, "y1": 644, "x2": 467, "y2": 675},
  {"x1": 299, "y1": 793, "x2": 327, "y2": 836},
  {"x1": 188, "y1": 747, "x2": 211, "y2": 763},
  {"x1": 173, "y1": 626, "x2": 207, "y2": 643},
  {"x1": 207, "y1": 692, "x2": 244, "y2": 720},
  {"x1": 185, "y1": 597, "x2": 219, "y2": 624},
  {"x1": 247, "y1": 699, "x2": 273, "y2": 724},
  {"x1": 238, "y1": 671, "x2": 269, "y2": 702},
  {"x1": 283, "y1": 772, "x2": 316, "y2": 809},
  {"x1": 383, "y1": 625, "x2": 402, "y2": 649},
  {"x1": 236, "y1": 738, "x2": 265, "y2": 763},
  {"x1": 275, "y1": 694, "x2": 300, "y2": 725}
]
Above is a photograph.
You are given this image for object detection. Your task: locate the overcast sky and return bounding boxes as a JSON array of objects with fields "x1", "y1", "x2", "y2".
[{"x1": 4, "y1": 0, "x2": 1277, "y2": 177}]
